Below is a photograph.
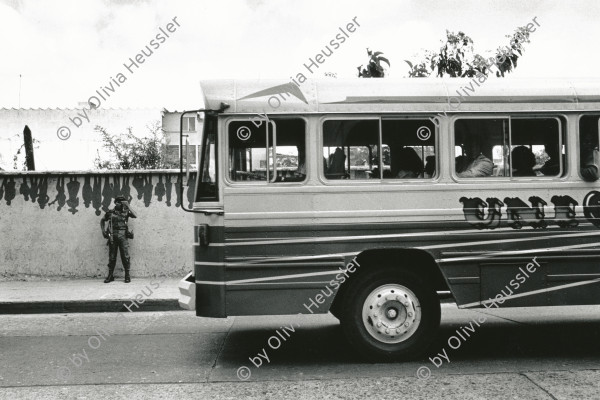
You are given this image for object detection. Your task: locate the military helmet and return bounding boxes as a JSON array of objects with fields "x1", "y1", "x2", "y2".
[{"x1": 114, "y1": 195, "x2": 127, "y2": 203}]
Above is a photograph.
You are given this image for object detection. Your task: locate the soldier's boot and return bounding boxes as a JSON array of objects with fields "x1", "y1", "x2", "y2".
[
  {"x1": 124, "y1": 259, "x2": 131, "y2": 283},
  {"x1": 104, "y1": 267, "x2": 115, "y2": 283}
]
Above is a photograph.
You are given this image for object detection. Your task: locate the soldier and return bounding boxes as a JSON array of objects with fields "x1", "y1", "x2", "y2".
[{"x1": 100, "y1": 195, "x2": 137, "y2": 283}]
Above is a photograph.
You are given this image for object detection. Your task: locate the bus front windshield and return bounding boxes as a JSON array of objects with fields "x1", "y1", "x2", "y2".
[{"x1": 196, "y1": 114, "x2": 218, "y2": 202}]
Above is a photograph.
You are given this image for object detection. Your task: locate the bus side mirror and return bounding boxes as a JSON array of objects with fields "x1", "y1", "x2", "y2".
[{"x1": 183, "y1": 136, "x2": 191, "y2": 186}]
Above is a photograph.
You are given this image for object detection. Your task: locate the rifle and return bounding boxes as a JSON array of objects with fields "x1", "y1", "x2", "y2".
[{"x1": 106, "y1": 213, "x2": 114, "y2": 245}]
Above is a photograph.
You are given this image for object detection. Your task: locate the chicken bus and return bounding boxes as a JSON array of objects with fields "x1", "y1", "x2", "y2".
[{"x1": 177, "y1": 78, "x2": 600, "y2": 361}]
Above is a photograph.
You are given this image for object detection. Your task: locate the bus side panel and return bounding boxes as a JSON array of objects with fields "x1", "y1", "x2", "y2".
[
  {"x1": 226, "y1": 286, "x2": 336, "y2": 316},
  {"x1": 538, "y1": 253, "x2": 600, "y2": 306},
  {"x1": 194, "y1": 224, "x2": 226, "y2": 317},
  {"x1": 218, "y1": 186, "x2": 600, "y2": 314},
  {"x1": 219, "y1": 220, "x2": 459, "y2": 315},
  {"x1": 222, "y1": 224, "x2": 343, "y2": 315}
]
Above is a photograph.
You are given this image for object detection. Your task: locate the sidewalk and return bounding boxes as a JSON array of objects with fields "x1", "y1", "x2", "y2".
[{"x1": 0, "y1": 277, "x2": 182, "y2": 314}]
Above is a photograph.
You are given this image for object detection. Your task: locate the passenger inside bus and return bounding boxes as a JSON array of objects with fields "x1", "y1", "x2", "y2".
[
  {"x1": 456, "y1": 138, "x2": 493, "y2": 178},
  {"x1": 511, "y1": 146, "x2": 537, "y2": 177},
  {"x1": 396, "y1": 147, "x2": 423, "y2": 178},
  {"x1": 540, "y1": 135, "x2": 561, "y2": 176},
  {"x1": 455, "y1": 155, "x2": 469, "y2": 174},
  {"x1": 580, "y1": 131, "x2": 600, "y2": 181},
  {"x1": 382, "y1": 119, "x2": 435, "y2": 180},
  {"x1": 454, "y1": 119, "x2": 496, "y2": 178},
  {"x1": 325, "y1": 147, "x2": 347, "y2": 179},
  {"x1": 458, "y1": 154, "x2": 493, "y2": 177},
  {"x1": 424, "y1": 155, "x2": 435, "y2": 178}
]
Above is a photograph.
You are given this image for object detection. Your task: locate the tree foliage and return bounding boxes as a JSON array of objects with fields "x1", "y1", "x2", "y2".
[
  {"x1": 12, "y1": 134, "x2": 39, "y2": 171},
  {"x1": 94, "y1": 121, "x2": 169, "y2": 170},
  {"x1": 358, "y1": 48, "x2": 390, "y2": 78},
  {"x1": 404, "y1": 26, "x2": 531, "y2": 78}
]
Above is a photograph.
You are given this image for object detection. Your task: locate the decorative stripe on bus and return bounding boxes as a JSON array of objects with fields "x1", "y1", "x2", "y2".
[
  {"x1": 194, "y1": 223, "x2": 598, "y2": 248},
  {"x1": 194, "y1": 242, "x2": 600, "y2": 286},
  {"x1": 195, "y1": 270, "x2": 344, "y2": 285},
  {"x1": 200, "y1": 226, "x2": 571, "y2": 247},
  {"x1": 460, "y1": 278, "x2": 600, "y2": 309},
  {"x1": 195, "y1": 241, "x2": 600, "y2": 269},
  {"x1": 194, "y1": 230, "x2": 600, "y2": 266},
  {"x1": 437, "y1": 241, "x2": 600, "y2": 263}
]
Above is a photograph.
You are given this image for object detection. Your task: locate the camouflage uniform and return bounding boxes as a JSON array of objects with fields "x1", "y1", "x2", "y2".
[{"x1": 101, "y1": 196, "x2": 136, "y2": 283}]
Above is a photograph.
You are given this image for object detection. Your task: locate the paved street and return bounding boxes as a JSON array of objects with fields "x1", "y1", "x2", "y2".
[{"x1": 1, "y1": 304, "x2": 599, "y2": 399}]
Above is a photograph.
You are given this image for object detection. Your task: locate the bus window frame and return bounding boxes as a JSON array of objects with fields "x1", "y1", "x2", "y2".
[
  {"x1": 195, "y1": 112, "x2": 220, "y2": 203},
  {"x1": 319, "y1": 114, "x2": 440, "y2": 185},
  {"x1": 320, "y1": 115, "x2": 381, "y2": 183},
  {"x1": 451, "y1": 115, "x2": 510, "y2": 182},
  {"x1": 380, "y1": 115, "x2": 440, "y2": 182},
  {"x1": 576, "y1": 114, "x2": 600, "y2": 182},
  {"x1": 451, "y1": 114, "x2": 566, "y2": 182},
  {"x1": 224, "y1": 115, "x2": 309, "y2": 187},
  {"x1": 509, "y1": 116, "x2": 563, "y2": 180}
]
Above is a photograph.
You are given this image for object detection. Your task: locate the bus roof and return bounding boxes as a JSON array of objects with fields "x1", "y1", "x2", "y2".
[{"x1": 200, "y1": 78, "x2": 600, "y2": 115}]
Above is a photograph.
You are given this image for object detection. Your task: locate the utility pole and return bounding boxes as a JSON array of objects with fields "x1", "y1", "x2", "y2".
[{"x1": 23, "y1": 125, "x2": 35, "y2": 171}]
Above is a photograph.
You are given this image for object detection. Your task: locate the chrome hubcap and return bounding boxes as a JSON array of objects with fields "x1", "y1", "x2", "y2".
[
  {"x1": 386, "y1": 308, "x2": 398, "y2": 319},
  {"x1": 362, "y1": 284, "x2": 421, "y2": 344}
]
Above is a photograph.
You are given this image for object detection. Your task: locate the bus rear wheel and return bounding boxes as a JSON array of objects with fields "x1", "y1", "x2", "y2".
[{"x1": 340, "y1": 268, "x2": 440, "y2": 362}]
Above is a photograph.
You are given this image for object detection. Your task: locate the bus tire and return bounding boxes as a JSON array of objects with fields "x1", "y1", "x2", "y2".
[{"x1": 340, "y1": 267, "x2": 440, "y2": 362}]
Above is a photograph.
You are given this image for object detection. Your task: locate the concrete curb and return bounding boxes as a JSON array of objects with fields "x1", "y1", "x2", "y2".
[{"x1": 0, "y1": 298, "x2": 182, "y2": 314}]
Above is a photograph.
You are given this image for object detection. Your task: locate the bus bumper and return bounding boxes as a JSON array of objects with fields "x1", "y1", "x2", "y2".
[{"x1": 178, "y1": 272, "x2": 196, "y2": 311}]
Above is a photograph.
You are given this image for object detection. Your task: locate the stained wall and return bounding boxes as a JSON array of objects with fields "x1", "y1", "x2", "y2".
[{"x1": 0, "y1": 171, "x2": 196, "y2": 278}]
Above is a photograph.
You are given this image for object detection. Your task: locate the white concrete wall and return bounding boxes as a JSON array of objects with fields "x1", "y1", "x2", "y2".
[{"x1": 0, "y1": 171, "x2": 196, "y2": 278}]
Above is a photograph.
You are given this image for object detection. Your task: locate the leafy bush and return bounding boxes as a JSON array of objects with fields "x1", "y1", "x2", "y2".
[
  {"x1": 94, "y1": 121, "x2": 169, "y2": 170},
  {"x1": 404, "y1": 27, "x2": 531, "y2": 78},
  {"x1": 358, "y1": 48, "x2": 390, "y2": 78}
]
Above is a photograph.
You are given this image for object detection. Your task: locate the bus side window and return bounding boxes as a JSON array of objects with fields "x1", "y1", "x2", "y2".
[
  {"x1": 579, "y1": 115, "x2": 600, "y2": 182},
  {"x1": 228, "y1": 118, "x2": 306, "y2": 183},
  {"x1": 273, "y1": 119, "x2": 306, "y2": 182},
  {"x1": 228, "y1": 121, "x2": 269, "y2": 181},
  {"x1": 322, "y1": 120, "x2": 379, "y2": 180},
  {"x1": 511, "y1": 118, "x2": 563, "y2": 178},
  {"x1": 455, "y1": 117, "x2": 565, "y2": 179},
  {"x1": 381, "y1": 119, "x2": 436, "y2": 179},
  {"x1": 455, "y1": 119, "x2": 505, "y2": 178}
]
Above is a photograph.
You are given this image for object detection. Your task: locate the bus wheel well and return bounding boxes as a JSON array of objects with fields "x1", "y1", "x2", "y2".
[{"x1": 330, "y1": 249, "x2": 449, "y2": 320}]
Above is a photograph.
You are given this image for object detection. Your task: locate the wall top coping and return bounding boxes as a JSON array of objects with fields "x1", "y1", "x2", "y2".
[{"x1": 0, "y1": 169, "x2": 195, "y2": 176}]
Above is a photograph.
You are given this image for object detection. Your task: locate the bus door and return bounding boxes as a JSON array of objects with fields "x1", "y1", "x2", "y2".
[{"x1": 180, "y1": 111, "x2": 226, "y2": 316}]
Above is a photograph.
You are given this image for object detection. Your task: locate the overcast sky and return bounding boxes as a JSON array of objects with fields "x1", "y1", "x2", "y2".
[{"x1": 1, "y1": 0, "x2": 598, "y2": 110}]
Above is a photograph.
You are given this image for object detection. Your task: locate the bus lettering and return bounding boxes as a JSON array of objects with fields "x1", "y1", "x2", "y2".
[{"x1": 460, "y1": 193, "x2": 592, "y2": 229}]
